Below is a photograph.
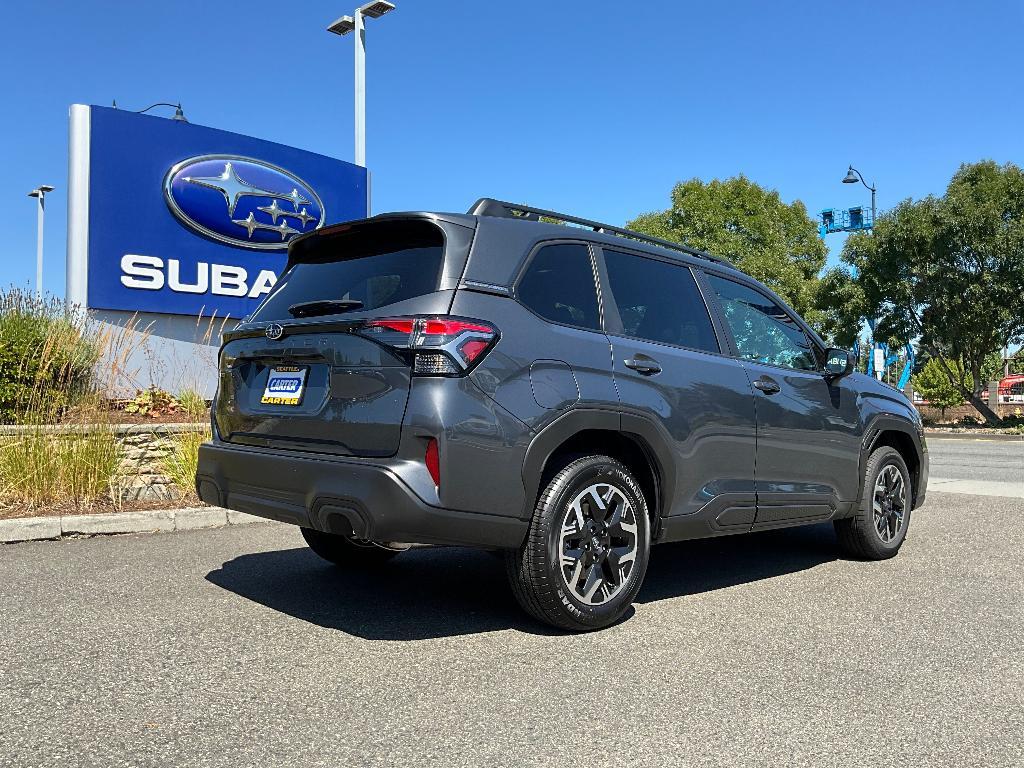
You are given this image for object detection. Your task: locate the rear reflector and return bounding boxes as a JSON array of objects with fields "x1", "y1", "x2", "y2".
[
  {"x1": 458, "y1": 339, "x2": 490, "y2": 363},
  {"x1": 358, "y1": 316, "x2": 498, "y2": 376},
  {"x1": 425, "y1": 438, "x2": 440, "y2": 487}
]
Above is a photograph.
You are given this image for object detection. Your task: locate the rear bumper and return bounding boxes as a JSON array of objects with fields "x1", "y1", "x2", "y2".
[{"x1": 196, "y1": 441, "x2": 527, "y2": 549}]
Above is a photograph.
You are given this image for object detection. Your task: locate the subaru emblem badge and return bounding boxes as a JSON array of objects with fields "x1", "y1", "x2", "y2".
[
  {"x1": 266, "y1": 323, "x2": 284, "y2": 341},
  {"x1": 164, "y1": 155, "x2": 325, "y2": 251}
]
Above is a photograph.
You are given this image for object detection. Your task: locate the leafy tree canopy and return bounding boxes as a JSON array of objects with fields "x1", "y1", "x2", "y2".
[
  {"x1": 627, "y1": 176, "x2": 828, "y2": 322},
  {"x1": 837, "y1": 160, "x2": 1024, "y2": 423}
]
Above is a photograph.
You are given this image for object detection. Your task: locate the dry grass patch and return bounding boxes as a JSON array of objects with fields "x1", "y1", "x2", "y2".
[{"x1": 160, "y1": 427, "x2": 211, "y2": 504}]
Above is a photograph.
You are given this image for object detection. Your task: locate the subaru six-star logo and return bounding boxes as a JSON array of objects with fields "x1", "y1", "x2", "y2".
[
  {"x1": 164, "y1": 155, "x2": 325, "y2": 250},
  {"x1": 265, "y1": 323, "x2": 284, "y2": 340}
]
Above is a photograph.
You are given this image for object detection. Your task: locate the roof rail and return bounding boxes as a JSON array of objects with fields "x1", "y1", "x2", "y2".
[{"x1": 466, "y1": 197, "x2": 732, "y2": 267}]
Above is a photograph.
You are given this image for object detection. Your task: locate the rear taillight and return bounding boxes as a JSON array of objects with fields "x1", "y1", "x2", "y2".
[
  {"x1": 425, "y1": 438, "x2": 440, "y2": 488},
  {"x1": 358, "y1": 316, "x2": 498, "y2": 376}
]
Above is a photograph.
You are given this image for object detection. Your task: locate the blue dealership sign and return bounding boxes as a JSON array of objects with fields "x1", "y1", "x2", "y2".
[{"x1": 68, "y1": 105, "x2": 367, "y2": 318}]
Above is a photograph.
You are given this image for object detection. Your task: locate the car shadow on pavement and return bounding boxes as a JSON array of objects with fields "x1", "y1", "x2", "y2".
[
  {"x1": 635, "y1": 522, "x2": 838, "y2": 605},
  {"x1": 205, "y1": 522, "x2": 838, "y2": 641}
]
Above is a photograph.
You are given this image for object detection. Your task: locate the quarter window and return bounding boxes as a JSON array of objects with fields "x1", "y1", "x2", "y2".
[
  {"x1": 706, "y1": 275, "x2": 817, "y2": 371},
  {"x1": 603, "y1": 249, "x2": 719, "y2": 353},
  {"x1": 517, "y1": 244, "x2": 601, "y2": 330}
]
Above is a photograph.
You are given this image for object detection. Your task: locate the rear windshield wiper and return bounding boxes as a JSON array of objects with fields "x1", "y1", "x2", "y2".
[{"x1": 287, "y1": 299, "x2": 364, "y2": 318}]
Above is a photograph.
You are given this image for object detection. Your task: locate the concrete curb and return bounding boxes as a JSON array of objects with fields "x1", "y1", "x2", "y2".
[{"x1": 0, "y1": 506, "x2": 267, "y2": 545}]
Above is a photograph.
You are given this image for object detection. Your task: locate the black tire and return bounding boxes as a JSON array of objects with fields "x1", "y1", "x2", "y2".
[
  {"x1": 835, "y1": 446, "x2": 912, "y2": 560},
  {"x1": 505, "y1": 455, "x2": 651, "y2": 631},
  {"x1": 300, "y1": 527, "x2": 399, "y2": 567}
]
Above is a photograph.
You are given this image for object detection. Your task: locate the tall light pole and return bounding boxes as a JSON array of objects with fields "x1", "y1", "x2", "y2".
[
  {"x1": 842, "y1": 165, "x2": 887, "y2": 380},
  {"x1": 27, "y1": 185, "x2": 55, "y2": 299},
  {"x1": 327, "y1": 1, "x2": 395, "y2": 168},
  {"x1": 842, "y1": 165, "x2": 876, "y2": 228}
]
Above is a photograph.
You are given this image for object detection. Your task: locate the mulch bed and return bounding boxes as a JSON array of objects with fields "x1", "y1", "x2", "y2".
[{"x1": 62, "y1": 405, "x2": 204, "y2": 425}]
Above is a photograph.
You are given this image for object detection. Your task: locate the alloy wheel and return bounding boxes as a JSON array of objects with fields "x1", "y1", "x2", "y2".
[
  {"x1": 559, "y1": 483, "x2": 639, "y2": 605},
  {"x1": 873, "y1": 464, "x2": 907, "y2": 543}
]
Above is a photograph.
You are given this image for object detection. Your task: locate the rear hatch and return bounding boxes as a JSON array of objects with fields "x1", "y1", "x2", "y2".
[{"x1": 214, "y1": 216, "x2": 474, "y2": 457}]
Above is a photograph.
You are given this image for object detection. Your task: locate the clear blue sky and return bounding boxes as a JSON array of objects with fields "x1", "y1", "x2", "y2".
[{"x1": 3, "y1": 0, "x2": 1021, "y2": 295}]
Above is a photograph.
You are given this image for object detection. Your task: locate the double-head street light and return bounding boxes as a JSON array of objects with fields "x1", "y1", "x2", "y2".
[
  {"x1": 327, "y1": 1, "x2": 396, "y2": 168},
  {"x1": 842, "y1": 165, "x2": 876, "y2": 227},
  {"x1": 27, "y1": 185, "x2": 55, "y2": 299}
]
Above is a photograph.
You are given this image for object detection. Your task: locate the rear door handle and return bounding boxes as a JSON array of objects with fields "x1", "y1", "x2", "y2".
[
  {"x1": 753, "y1": 377, "x2": 781, "y2": 394},
  {"x1": 624, "y1": 357, "x2": 662, "y2": 375}
]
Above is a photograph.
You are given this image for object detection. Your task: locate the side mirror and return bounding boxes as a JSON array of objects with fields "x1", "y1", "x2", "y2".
[{"x1": 824, "y1": 348, "x2": 854, "y2": 378}]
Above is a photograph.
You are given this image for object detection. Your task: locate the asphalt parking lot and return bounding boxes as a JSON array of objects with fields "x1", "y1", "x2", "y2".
[{"x1": 1, "y1": 440, "x2": 1022, "y2": 767}]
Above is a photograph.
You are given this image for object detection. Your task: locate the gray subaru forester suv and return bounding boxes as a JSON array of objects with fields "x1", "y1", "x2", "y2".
[{"x1": 197, "y1": 198, "x2": 928, "y2": 631}]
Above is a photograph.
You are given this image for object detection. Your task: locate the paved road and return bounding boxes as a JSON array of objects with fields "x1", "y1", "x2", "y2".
[
  {"x1": 927, "y1": 436, "x2": 1023, "y2": 497},
  {"x1": 2, "y1": 489, "x2": 1022, "y2": 767}
]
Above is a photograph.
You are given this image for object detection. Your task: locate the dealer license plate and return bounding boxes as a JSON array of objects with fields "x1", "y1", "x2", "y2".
[{"x1": 261, "y1": 365, "x2": 308, "y2": 406}]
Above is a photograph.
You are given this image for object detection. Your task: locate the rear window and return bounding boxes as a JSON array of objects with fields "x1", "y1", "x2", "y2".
[
  {"x1": 516, "y1": 243, "x2": 601, "y2": 330},
  {"x1": 251, "y1": 220, "x2": 444, "y2": 321}
]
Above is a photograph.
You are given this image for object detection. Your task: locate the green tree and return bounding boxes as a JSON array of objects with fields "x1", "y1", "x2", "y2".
[
  {"x1": 912, "y1": 358, "x2": 970, "y2": 421},
  {"x1": 980, "y1": 350, "x2": 1006, "y2": 387},
  {"x1": 840, "y1": 160, "x2": 1024, "y2": 424},
  {"x1": 1011, "y1": 349, "x2": 1024, "y2": 376},
  {"x1": 815, "y1": 266, "x2": 868, "y2": 349},
  {"x1": 627, "y1": 176, "x2": 829, "y2": 323}
]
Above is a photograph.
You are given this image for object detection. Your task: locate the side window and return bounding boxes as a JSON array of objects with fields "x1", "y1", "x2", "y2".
[
  {"x1": 517, "y1": 243, "x2": 601, "y2": 330},
  {"x1": 705, "y1": 275, "x2": 817, "y2": 371},
  {"x1": 603, "y1": 249, "x2": 719, "y2": 353}
]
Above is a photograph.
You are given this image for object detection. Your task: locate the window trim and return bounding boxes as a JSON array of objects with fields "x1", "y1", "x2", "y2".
[
  {"x1": 511, "y1": 239, "x2": 606, "y2": 334},
  {"x1": 594, "y1": 244, "x2": 726, "y2": 357},
  {"x1": 698, "y1": 269, "x2": 823, "y2": 373}
]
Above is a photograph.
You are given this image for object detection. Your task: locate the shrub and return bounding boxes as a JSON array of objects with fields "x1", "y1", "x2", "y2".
[
  {"x1": 912, "y1": 358, "x2": 970, "y2": 421},
  {"x1": 123, "y1": 387, "x2": 180, "y2": 417},
  {"x1": 160, "y1": 428, "x2": 211, "y2": 500},
  {"x1": 0, "y1": 290, "x2": 99, "y2": 424}
]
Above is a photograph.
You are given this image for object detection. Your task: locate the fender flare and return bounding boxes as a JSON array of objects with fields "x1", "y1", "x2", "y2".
[
  {"x1": 520, "y1": 407, "x2": 677, "y2": 521},
  {"x1": 858, "y1": 414, "x2": 925, "y2": 505}
]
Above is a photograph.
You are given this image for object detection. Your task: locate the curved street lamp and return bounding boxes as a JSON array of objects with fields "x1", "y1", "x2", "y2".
[
  {"x1": 843, "y1": 165, "x2": 886, "y2": 379},
  {"x1": 842, "y1": 165, "x2": 876, "y2": 227},
  {"x1": 112, "y1": 100, "x2": 188, "y2": 122}
]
